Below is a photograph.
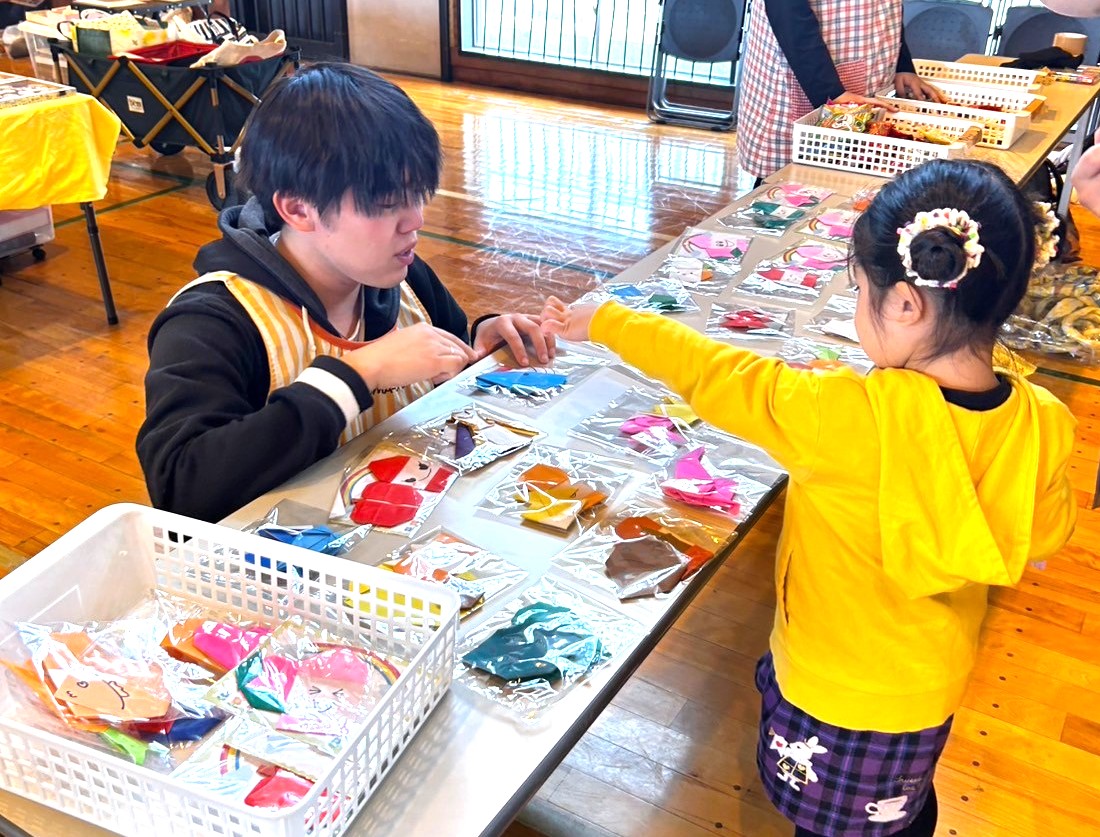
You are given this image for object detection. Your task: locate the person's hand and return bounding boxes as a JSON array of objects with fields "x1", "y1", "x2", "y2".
[
  {"x1": 894, "y1": 73, "x2": 946, "y2": 104},
  {"x1": 831, "y1": 91, "x2": 897, "y2": 112},
  {"x1": 1073, "y1": 131, "x2": 1100, "y2": 216},
  {"x1": 342, "y1": 322, "x2": 477, "y2": 389},
  {"x1": 472, "y1": 314, "x2": 555, "y2": 366},
  {"x1": 540, "y1": 296, "x2": 600, "y2": 343}
]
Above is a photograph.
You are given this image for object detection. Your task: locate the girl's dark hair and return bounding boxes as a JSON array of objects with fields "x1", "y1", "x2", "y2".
[
  {"x1": 851, "y1": 159, "x2": 1036, "y2": 358},
  {"x1": 238, "y1": 63, "x2": 442, "y2": 228}
]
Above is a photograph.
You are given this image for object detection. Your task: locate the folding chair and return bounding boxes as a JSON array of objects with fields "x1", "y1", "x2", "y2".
[
  {"x1": 648, "y1": 0, "x2": 746, "y2": 130},
  {"x1": 903, "y1": 0, "x2": 994, "y2": 62},
  {"x1": 999, "y1": 7, "x2": 1100, "y2": 66}
]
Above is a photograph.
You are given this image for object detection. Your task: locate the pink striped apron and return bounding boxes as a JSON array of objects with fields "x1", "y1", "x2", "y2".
[{"x1": 737, "y1": 0, "x2": 904, "y2": 178}]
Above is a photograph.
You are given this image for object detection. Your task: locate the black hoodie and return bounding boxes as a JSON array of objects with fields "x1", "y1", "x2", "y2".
[{"x1": 137, "y1": 198, "x2": 470, "y2": 523}]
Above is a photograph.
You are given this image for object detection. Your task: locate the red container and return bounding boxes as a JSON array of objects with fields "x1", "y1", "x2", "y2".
[{"x1": 114, "y1": 41, "x2": 219, "y2": 65}]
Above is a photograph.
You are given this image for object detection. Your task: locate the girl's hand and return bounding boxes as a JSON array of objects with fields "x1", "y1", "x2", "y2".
[
  {"x1": 472, "y1": 314, "x2": 555, "y2": 366},
  {"x1": 540, "y1": 296, "x2": 599, "y2": 343},
  {"x1": 343, "y1": 323, "x2": 477, "y2": 389},
  {"x1": 894, "y1": 73, "x2": 946, "y2": 103}
]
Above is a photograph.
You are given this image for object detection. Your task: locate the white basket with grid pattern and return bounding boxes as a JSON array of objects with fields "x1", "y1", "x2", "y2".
[
  {"x1": 0, "y1": 503, "x2": 460, "y2": 837},
  {"x1": 912, "y1": 59, "x2": 1041, "y2": 90},
  {"x1": 884, "y1": 88, "x2": 1039, "y2": 149},
  {"x1": 792, "y1": 109, "x2": 983, "y2": 177}
]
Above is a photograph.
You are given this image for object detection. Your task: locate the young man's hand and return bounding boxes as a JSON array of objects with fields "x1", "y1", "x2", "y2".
[
  {"x1": 540, "y1": 296, "x2": 600, "y2": 343},
  {"x1": 344, "y1": 323, "x2": 477, "y2": 389},
  {"x1": 472, "y1": 314, "x2": 555, "y2": 366}
]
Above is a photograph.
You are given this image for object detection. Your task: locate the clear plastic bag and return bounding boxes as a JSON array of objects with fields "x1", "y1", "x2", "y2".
[
  {"x1": 735, "y1": 238, "x2": 848, "y2": 303},
  {"x1": 1002, "y1": 267, "x2": 1100, "y2": 360},
  {"x1": 570, "y1": 386, "x2": 735, "y2": 465},
  {"x1": 399, "y1": 403, "x2": 543, "y2": 473},
  {"x1": 376, "y1": 528, "x2": 527, "y2": 619},
  {"x1": 576, "y1": 277, "x2": 700, "y2": 314},
  {"x1": 476, "y1": 444, "x2": 636, "y2": 535},
  {"x1": 551, "y1": 495, "x2": 738, "y2": 600},
  {"x1": 455, "y1": 575, "x2": 643, "y2": 721},
  {"x1": 652, "y1": 227, "x2": 753, "y2": 295},
  {"x1": 839, "y1": 183, "x2": 882, "y2": 212},
  {"x1": 797, "y1": 207, "x2": 860, "y2": 242},
  {"x1": 330, "y1": 440, "x2": 458, "y2": 536},
  {"x1": 462, "y1": 346, "x2": 611, "y2": 405},
  {"x1": 999, "y1": 313, "x2": 1097, "y2": 360},
  {"x1": 705, "y1": 301, "x2": 795, "y2": 342},
  {"x1": 719, "y1": 182, "x2": 833, "y2": 237},
  {"x1": 804, "y1": 290, "x2": 859, "y2": 343},
  {"x1": 241, "y1": 499, "x2": 370, "y2": 564},
  {"x1": 778, "y1": 337, "x2": 874, "y2": 374}
]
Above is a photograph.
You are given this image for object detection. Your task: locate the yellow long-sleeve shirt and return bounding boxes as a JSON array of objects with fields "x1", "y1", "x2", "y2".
[{"x1": 591, "y1": 301, "x2": 1077, "y2": 732}]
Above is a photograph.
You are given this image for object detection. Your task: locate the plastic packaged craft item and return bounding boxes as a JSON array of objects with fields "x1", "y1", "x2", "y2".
[
  {"x1": 205, "y1": 616, "x2": 403, "y2": 761},
  {"x1": 798, "y1": 207, "x2": 861, "y2": 242},
  {"x1": 330, "y1": 440, "x2": 457, "y2": 536},
  {"x1": 841, "y1": 183, "x2": 882, "y2": 213},
  {"x1": 401, "y1": 403, "x2": 542, "y2": 474},
  {"x1": 720, "y1": 182, "x2": 834, "y2": 237},
  {"x1": 817, "y1": 101, "x2": 875, "y2": 132},
  {"x1": 737, "y1": 239, "x2": 848, "y2": 303},
  {"x1": 778, "y1": 338, "x2": 874, "y2": 374},
  {"x1": 466, "y1": 345, "x2": 611, "y2": 405},
  {"x1": 569, "y1": 386, "x2": 740, "y2": 465},
  {"x1": 655, "y1": 446, "x2": 775, "y2": 524},
  {"x1": 804, "y1": 289, "x2": 859, "y2": 343},
  {"x1": 456, "y1": 575, "x2": 643, "y2": 721},
  {"x1": 477, "y1": 444, "x2": 635, "y2": 535},
  {"x1": 705, "y1": 301, "x2": 795, "y2": 342},
  {"x1": 657, "y1": 227, "x2": 752, "y2": 292},
  {"x1": 242, "y1": 498, "x2": 370, "y2": 568},
  {"x1": 376, "y1": 528, "x2": 527, "y2": 619},
  {"x1": 551, "y1": 496, "x2": 737, "y2": 600},
  {"x1": 576, "y1": 277, "x2": 700, "y2": 315},
  {"x1": 1002, "y1": 265, "x2": 1100, "y2": 361},
  {"x1": 1000, "y1": 313, "x2": 1097, "y2": 361}
]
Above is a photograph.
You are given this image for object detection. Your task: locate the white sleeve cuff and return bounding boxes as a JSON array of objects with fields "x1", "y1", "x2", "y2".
[{"x1": 295, "y1": 366, "x2": 360, "y2": 426}]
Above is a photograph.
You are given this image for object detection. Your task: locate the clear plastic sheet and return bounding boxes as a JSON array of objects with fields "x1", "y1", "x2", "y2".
[
  {"x1": 1000, "y1": 313, "x2": 1097, "y2": 360},
  {"x1": 476, "y1": 444, "x2": 636, "y2": 535},
  {"x1": 570, "y1": 386, "x2": 740, "y2": 465},
  {"x1": 576, "y1": 277, "x2": 700, "y2": 314},
  {"x1": 377, "y1": 528, "x2": 527, "y2": 619},
  {"x1": 455, "y1": 575, "x2": 643, "y2": 721},
  {"x1": 778, "y1": 337, "x2": 874, "y2": 374},
  {"x1": 1003, "y1": 266, "x2": 1100, "y2": 360},
  {"x1": 399, "y1": 403, "x2": 543, "y2": 474},
  {"x1": 550, "y1": 495, "x2": 738, "y2": 600},
  {"x1": 462, "y1": 346, "x2": 612, "y2": 405},
  {"x1": 736, "y1": 238, "x2": 848, "y2": 303},
  {"x1": 329, "y1": 440, "x2": 458, "y2": 537},
  {"x1": 650, "y1": 227, "x2": 752, "y2": 295},
  {"x1": 205, "y1": 615, "x2": 404, "y2": 763},
  {"x1": 804, "y1": 290, "x2": 859, "y2": 343},
  {"x1": 241, "y1": 499, "x2": 370, "y2": 562},
  {"x1": 839, "y1": 183, "x2": 881, "y2": 212},
  {"x1": 704, "y1": 300, "x2": 796, "y2": 342},
  {"x1": 649, "y1": 445, "x2": 776, "y2": 523},
  {"x1": 797, "y1": 207, "x2": 860, "y2": 242},
  {"x1": 718, "y1": 182, "x2": 834, "y2": 237}
]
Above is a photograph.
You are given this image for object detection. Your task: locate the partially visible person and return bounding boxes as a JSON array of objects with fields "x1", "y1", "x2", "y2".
[
  {"x1": 542, "y1": 158, "x2": 1076, "y2": 837},
  {"x1": 1041, "y1": 0, "x2": 1100, "y2": 14},
  {"x1": 1074, "y1": 130, "x2": 1100, "y2": 215},
  {"x1": 737, "y1": 0, "x2": 945, "y2": 180},
  {"x1": 138, "y1": 64, "x2": 552, "y2": 523}
]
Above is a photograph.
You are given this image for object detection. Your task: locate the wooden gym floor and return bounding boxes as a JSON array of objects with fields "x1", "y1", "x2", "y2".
[{"x1": 2, "y1": 53, "x2": 1100, "y2": 837}]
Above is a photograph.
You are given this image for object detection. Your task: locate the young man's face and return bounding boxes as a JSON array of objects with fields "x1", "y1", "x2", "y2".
[{"x1": 315, "y1": 192, "x2": 425, "y2": 289}]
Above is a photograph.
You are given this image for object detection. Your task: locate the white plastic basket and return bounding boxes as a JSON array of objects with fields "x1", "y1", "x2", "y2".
[
  {"x1": 913, "y1": 59, "x2": 1041, "y2": 90},
  {"x1": 791, "y1": 109, "x2": 982, "y2": 177},
  {"x1": 884, "y1": 83, "x2": 1038, "y2": 148},
  {"x1": 0, "y1": 504, "x2": 460, "y2": 837}
]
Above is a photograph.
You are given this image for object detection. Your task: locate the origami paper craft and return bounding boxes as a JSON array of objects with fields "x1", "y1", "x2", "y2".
[
  {"x1": 679, "y1": 231, "x2": 750, "y2": 261},
  {"x1": 804, "y1": 208, "x2": 859, "y2": 240},
  {"x1": 440, "y1": 408, "x2": 540, "y2": 466},
  {"x1": 785, "y1": 345, "x2": 844, "y2": 371},
  {"x1": 614, "y1": 515, "x2": 714, "y2": 575},
  {"x1": 724, "y1": 308, "x2": 773, "y2": 330},
  {"x1": 604, "y1": 537, "x2": 688, "y2": 600},
  {"x1": 743, "y1": 202, "x2": 808, "y2": 228},
  {"x1": 620, "y1": 415, "x2": 687, "y2": 449},
  {"x1": 646, "y1": 293, "x2": 687, "y2": 311},
  {"x1": 256, "y1": 525, "x2": 346, "y2": 555},
  {"x1": 784, "y1": 242, "x2": 847, "y2": 271},
  {"x1": 338, "y1": 449, "x2": 456, "y2": 528},
  {"x1": 516, "y1": 464, "x2": 608, "y2": 530},
  {"x1": 608, "y1": 284, "x2": 646, "y2": 300},
  {"x1": 647, "y1": 398, "x2": 698, "y2": 425},
  {"x1": 660, "y1": 447, "x2": 741, "y2": 514},
  {"x1": 52, "y1": 669, "x2": 172, "y2": 722},
  {"x1": 475, "y1": 369, "x2": 568, "y2": 394},
  {"x1": 762, "y1": 183, "x2": 833, "y2": 208},
  {"x1": 757, "y1": 266, "x2": 821, "y2": 288},
  {"x1": 664, "y1": 257, "x2": 715, "y2": 284}
]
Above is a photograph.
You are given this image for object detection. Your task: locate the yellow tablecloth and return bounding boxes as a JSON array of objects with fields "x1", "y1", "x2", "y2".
[{"x1": 0, "y1": 93, "x2": 121, "y2": 210}]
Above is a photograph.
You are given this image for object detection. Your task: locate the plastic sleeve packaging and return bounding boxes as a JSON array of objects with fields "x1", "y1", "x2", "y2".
[
  {"x1": 839, "y1": 183, "x2": 882, "y2": 212},
  {"x1": 705, "y1": 300, "x2": 796, "y2": 342},
  {"x1": 804, "y1": 290, "x2": 859, "y2": 343},
  {"x1": 398, "y1": 402, "x2": 543, "y2": 474},
  {"x1": 329, "y1": 439, "x2": 458, "y2": 537},
  {"x1": 461, "y1": 346, "x2": 612, "y2": 405},
  {"x1": 242, "y1": 498, "x2": 371, "y2": 561},
  {"x1": 651, "y1": 227, "x2": 753, "y2": 295},
  {"x1": 455, "y1": 575, "x2": 644, "y2": 721},
  {"x1": 735, "y1": 238, "x2": 848, "y2": 303},
  {"x1": 576, "y1": 277, "x2": 700, "y2": 314},
  {"x1": 1002, "y1": 266, "x2": 1100, "y2": 361},
  {"x1": 719, "y1": 181, "x2": 833, "y2": 237},
  {"x1": 376, "y1": 527, "x2": 527, "y2": 619},
  {"x1": 778, "y1": 337, "x2": 874, "y2": 374},
  {"x1": 797, "y1": 207, "x2": 861, "y2": 242},
  {"x1": 550, "y1": 494, "x2": 739, "y2": 601},
  {"x1": 476, "y1": 444, "x2": 637, "y2": 536},
  {"x1": 569, "y1": 385, "x2": 746, "y2": 466}
]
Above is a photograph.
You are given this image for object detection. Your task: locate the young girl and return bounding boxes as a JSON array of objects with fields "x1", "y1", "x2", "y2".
[{"x1": 542, "y1": 159, "x2": 1076, "y2": 837}]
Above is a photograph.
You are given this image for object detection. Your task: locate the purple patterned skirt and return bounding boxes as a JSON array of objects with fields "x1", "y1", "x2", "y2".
[{"x1": 754, "y1": 653, "x2": 952, "y2": 836}]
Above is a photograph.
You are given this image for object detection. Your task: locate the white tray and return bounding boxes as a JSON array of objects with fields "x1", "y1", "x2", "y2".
[
  {"x1": 885, "y1": 82, "x2": 1037, "y2": 149},
  {"x1": 0, "y1": 504, "x2": 460, "y2": 837},
  {"x1": 913, "y1": 59, "x2": 1042, "y2": 90}
]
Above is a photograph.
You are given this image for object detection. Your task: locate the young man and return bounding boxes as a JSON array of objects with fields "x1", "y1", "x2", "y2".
[{"x1": 138, "y1": 63, "x2": 552, "y2": 523}]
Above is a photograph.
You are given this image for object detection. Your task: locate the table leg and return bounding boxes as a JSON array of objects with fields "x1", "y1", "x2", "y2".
[
  {"x1": 80, "y1": 202, "x2": 118, "y2": 326},
  {"x1": 1060, "y1": 98, "x2": 1100, "y2": 220}
]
